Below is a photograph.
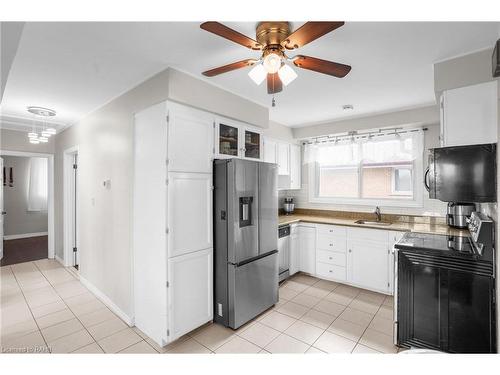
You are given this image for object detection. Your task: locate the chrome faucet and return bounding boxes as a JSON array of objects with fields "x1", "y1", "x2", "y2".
[{"x1": 374, "y1": 206, "x2": 381, "y2": 222}]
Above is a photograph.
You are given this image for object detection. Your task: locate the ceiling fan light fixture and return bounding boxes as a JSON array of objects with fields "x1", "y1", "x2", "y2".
[
  {"x1": 248, "y1": 63, "x2": 267, "y2": 85},
  {"x1": 263, "y1": 53, "x2": 282, "y2": 74},
  {"x1": 278, "y1": 64, "x2": 298, "y2": 86}
]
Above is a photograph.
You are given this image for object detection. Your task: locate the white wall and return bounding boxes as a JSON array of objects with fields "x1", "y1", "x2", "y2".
[
  {"x1": 53, "y1": 67, "x2": 269, "y2": 320},
  {"x1": 292, "y1": 105, "x2": 439, "y2": 139},
  {"x1": 2, "y1": 156, "x2": 48, "y2": 236}
]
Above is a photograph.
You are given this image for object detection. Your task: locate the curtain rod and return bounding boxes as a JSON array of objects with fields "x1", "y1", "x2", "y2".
[{"x1": 301, "y1": 127, "x2": 427, "y2": 145}]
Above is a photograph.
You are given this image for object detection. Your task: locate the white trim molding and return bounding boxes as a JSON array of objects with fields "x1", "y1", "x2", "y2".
[
  {"x1": 79, "y1": 275, "x2": 134, "y2": 327},
  {"x1": 63, "y1": 145, "x2": 79, "y2": 267},
  {"x1": 0, "y1": 149, "x2": 55, "y2": 259},
  {"x1": 4, "y1": 231, "x2": 48, "y2": 240}
]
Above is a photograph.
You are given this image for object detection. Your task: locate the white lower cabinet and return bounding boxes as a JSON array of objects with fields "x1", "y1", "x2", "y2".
[
  {"x1": 347, "y1": 238, "x2": 389, "y2": 293},
  {"x1": 167, "y1": 248, "x2": 213, "y2": 341},
  {"x1": 289, "y1": 222, "x2": 397, "y2": 295},
  {"x1": 298, "y1": 225, "x2": 316, "y2": 275},
  {"x1": 289, "y1": 224, "x2": 300, "y2": 276}
]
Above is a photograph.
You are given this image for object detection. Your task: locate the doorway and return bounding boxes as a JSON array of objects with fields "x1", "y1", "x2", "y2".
[
  {"x1": 63, "y1": 146, "x2": 79, "y2": 270},
  {"x1": 0, "y1": 151, "x2": 54, "y2": 266}
]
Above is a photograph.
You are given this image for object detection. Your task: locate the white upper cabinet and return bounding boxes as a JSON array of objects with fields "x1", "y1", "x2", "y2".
[
  {"x1": 215, "y1": 117, "x2": 263, "y2": 160},
  {"x1": 440, "y1": 81, "x2": 498, "y2": 147},
  {"x1": 277, "y1": 142, "x2": 290, "y2": 175},
  {"x1": 263, "y1": 137, "x2": 278, "y2": 164},
  {"x1": 289, "y1": 144, "x2": 301, "y2": 190},
  {"x1": 167, "y1": 248, "x2": 213, "y2": 341},
  {"x1": 263, "y1": 136, "x2": 302, "y2": 190},
  {"x1": 167, "y1": 102, "x2": 214, "y2": 173},
  {"x1": 167, "y1": 172, "x2": 213, "y2": 258}
]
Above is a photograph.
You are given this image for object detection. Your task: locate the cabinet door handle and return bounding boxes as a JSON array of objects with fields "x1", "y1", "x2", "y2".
[
  {"x1": 329, "y1": 257, "x2": 333, "y2": 260},
  {"x1": 329, "y1": 243, "x2": 333, "y2": 247},
  {"x1": 329, "y1": 270, "x2": 333, "y2": 273},
  {"x1": 348, "y1": 249, "x2": 352, "y2": 253}
]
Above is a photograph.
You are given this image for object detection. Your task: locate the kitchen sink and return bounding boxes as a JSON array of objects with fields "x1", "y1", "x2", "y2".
[{"x1": 354, "y1": 220, "x2": 392, "y2": 226}]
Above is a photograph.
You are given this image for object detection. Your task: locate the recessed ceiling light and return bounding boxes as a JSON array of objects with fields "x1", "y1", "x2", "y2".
[
  {"x1": 342, "y1": 104, "x2": 354, "y2": 111},
  {"x1": 27, "y1": 106, "x2": 56, "y2": 117}
]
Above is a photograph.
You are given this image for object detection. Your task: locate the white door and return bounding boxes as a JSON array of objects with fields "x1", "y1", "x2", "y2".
[
  {"x1": 289, "y1": 144, "x2": 301, "y2": 189},
  {"x1": 0, "y1": 157, "x2": 4, "y2": 261},
  {"x1": 298, "y1": 226, "x2": 316, "y2": 275},
  {"x1": 167, "y1": 102, "x2": 214, "y2": 173},
  {"x1": 277, "y1": 142, "x2": 290, "y2": 175},
  {"x1": 263, "y1": 137, "x2": 277, "y2": 164},
  {"x1": 348, "y1": 239, "x2": 389, "y2": 293},
  {"x1": 167, "y1": 248, "x2": 213, "y2": 342},
  {"x1": 167, "y1": 172, "x2": 212, "y2": 258},
  {"x1": 289, "y1": 226, "x2": 299, "y2": 275}
]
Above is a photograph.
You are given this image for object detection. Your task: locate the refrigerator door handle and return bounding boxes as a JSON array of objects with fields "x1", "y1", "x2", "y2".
[{"x1": 233, "y1": 250, "x2": 278, "y2": 267}]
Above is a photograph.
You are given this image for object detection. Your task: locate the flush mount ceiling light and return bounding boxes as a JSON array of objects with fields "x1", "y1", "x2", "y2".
[
  {"x1": 200, "y1": 21, "x2": 352, "y2": 106},
  {"x1": 26, "y1": 106, "x2": 57, "y2": 144}
]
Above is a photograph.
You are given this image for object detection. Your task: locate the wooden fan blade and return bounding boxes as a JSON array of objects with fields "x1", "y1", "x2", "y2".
[
  {"x1": 202, "y1": 59, "x2": 257, "y2": 77},
  {"x1": 293, "y1": 55, "x2": 351, "y2": 78},
  {"x1": 267, "y1": 73, "x2": 283, "y2": 94},
  {"x1": 201, "y1": 22, "x2": 262, "y2": 50},
  {"x1": 282, "y1": 22, "x2": 344, "y2": 50}
]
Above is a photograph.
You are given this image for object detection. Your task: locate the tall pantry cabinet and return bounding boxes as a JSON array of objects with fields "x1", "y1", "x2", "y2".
[{"x1": 133, "y1": 101, "x2": 214, "y2": 346}]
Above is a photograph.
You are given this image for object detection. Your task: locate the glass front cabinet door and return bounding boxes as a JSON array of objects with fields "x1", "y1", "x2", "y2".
[
  {"x1": 244, "y1": 130, "x2": 261, "y2": 159},
  {"x1": 215, "y1": 119, "x2": 262, "y2": 160}
]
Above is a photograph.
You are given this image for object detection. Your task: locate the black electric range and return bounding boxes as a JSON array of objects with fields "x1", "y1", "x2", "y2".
[
  {"x1": 395, "y1": 232, "x2": 493, "y2": 262},
  {"x1": 394, "y1": 212, "x2": 496, "y2": 353}
]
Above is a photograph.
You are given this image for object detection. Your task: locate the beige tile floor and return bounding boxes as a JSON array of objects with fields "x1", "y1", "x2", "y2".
[{"x1": 1, "y1": 260, "x2": 403, "y2": 354}]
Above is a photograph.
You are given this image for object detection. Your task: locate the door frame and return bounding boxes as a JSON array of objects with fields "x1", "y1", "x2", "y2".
[
  {"x1": 0, "y1": 149, "x2": 55, "y2": 260},
  {"x1": 63, "y1": 146, "x2": 79, "y2": 268}
]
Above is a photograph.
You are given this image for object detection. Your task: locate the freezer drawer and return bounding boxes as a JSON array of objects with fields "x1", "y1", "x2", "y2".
[{"x1": 228, "y1": 251, "x2": 278, "y2": 329}]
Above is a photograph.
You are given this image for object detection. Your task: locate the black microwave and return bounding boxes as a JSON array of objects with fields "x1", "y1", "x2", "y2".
[{"x1": 425, "y1": 143, "x2": 497, "y2": 203}]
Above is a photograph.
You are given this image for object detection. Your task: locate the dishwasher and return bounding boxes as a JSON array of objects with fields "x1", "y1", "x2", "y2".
[{"x1": 278, "y1": 225, "x2": 290, "y2": 282}]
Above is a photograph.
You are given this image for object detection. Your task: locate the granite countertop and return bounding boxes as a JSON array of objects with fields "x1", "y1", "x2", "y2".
[{"x1": 278, "y1": 213, "x2": 470, "y2": 237}]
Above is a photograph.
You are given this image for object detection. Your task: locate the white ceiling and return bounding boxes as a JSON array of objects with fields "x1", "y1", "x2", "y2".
[{"x1": 2, "y1": 22, "x2": 499, "y2": 128}]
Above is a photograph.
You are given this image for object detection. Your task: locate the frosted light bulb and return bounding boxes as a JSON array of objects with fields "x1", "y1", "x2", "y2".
[{"x1": 263, "y1": 53, "x2": 282, "y2": 74}]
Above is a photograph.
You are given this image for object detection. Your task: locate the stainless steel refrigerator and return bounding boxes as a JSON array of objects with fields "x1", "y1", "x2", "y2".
[{"x1": 214, "y1": 159, "x2": 279, "y2": 329}]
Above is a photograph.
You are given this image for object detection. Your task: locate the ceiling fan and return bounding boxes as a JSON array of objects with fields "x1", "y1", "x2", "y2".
[{"x1": 200, "y1": 21, "x2": 351, "y2": 100}]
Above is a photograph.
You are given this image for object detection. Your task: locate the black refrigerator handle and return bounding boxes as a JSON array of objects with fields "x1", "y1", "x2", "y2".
[{"x1": 424, "y1": 167, "x2": 430, "y2": 192}]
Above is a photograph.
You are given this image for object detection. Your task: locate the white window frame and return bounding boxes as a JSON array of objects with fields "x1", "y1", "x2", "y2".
[
  {"x1": 308, "y1": 139, "x2": 424, "y2": 208},
  {"x1": 391, "y1": 166, "x2": 413, "y2": 196}
]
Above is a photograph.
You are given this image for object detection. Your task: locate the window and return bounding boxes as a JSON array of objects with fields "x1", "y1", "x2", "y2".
[{"x1": 305, "y1": 129, "x2": 424, "y2": 207}]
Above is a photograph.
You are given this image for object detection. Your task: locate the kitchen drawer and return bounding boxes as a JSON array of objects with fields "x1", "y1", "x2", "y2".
[
  {"x1": 317, "y1": 234, "x2": 347, "y2": 253},
  {"x1": 316, "y1": 224, "x2": 347, "y2": 237},
  {"x1": 316, "y1": 262, "x2": 346, "y2": 282},
  {"x1": 347, "y1": 227, "x2": 389, "y2": 243},
  {"x1": 317, "y1": 250, "x2": 346, "y2": 267}
]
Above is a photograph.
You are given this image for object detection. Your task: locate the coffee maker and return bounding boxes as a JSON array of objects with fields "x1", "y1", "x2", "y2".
[
  {"x1": 283, "y1": 197, "x2": 295, "y2": 215},
  {"x1": 447, "y1": 202, "x2": 475, "y2": 228}
]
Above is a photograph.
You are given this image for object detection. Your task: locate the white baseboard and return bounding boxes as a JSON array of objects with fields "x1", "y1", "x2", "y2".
[
  {"x1": 4, "y1": 231, "x2": 48, "y2": 240},
  {"x1": 79, "y1": 275, "x2": 134, "y2": 327},
  {"x1": 55, "y1": 254, "x2": 65, "y2": 266}
]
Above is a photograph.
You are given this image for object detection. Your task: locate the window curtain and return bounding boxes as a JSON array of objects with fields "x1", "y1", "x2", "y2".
[
  {"x1": 27, "y1": 157, "x2": 48, "y2": 211},
  {"x1": 303, "y1": 130, "x2": 423, "y2": 165}
]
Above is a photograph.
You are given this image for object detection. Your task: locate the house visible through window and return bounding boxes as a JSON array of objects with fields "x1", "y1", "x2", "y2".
[{"x1": 304, "y1": 129, "x2": 424, "y2": 207}]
